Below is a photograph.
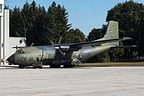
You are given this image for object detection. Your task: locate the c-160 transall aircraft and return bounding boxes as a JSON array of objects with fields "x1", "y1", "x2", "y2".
[{"x1": 7, "y1": 21, "x2": 131, "y2": 68}]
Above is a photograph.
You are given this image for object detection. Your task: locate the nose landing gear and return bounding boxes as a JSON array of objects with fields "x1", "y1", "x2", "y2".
[{"x1": 32, "y1": 62, "x2": 43, "y2": 69}]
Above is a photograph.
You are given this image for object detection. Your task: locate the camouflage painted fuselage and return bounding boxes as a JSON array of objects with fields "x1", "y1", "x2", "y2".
[
  {"x1": 8, "y1": 21, "x2": 128, "y2": 68},
  {"x1": 9, "y1": 43, "x2": 115, "y2": 66}
]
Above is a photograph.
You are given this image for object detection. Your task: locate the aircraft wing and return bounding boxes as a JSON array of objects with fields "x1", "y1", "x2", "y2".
[{"x1": 59, "y1": 37, "x2": 132, "y2": 51}]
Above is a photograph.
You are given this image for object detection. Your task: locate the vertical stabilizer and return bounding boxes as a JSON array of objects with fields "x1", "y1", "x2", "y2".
[
  {"x1": 103, "y1": 21, "x2": 119, "y2": 39},
  {"x1": 99, "y1": 21, "x2": 119, "y2": 46}
]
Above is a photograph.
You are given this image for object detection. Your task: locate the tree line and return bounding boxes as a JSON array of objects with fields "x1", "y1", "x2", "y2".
[
  {"x1": 9, "y1": 0, "x2": 144, "y2": 62},
  {"x1": 10, "y1": 1, "x2": 85, "y2": 46},
  {"x1": 87, "y1": 0, "x2": 144, "y2": 62}
]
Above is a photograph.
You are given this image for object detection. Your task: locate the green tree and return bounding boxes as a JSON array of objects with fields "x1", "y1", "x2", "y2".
[
  {"x1": 32, "y1": 6, "x2": 47, "y2": 45},
  {"x1": 106, "y1": 0, "x2": 144, "y2": 55},
  {"x1": 43, "y1": 1, "x2": 71, "y2": 44},
  {"x1": 10, "y1": 1, "x2": 47, "y2": 46},
  {"x1": 10, "y1": 1, "x2": 72, "y2": 46},
  {"x1": 10, "y1": 7, "x2": 24, "y2": 37},
  {"x1": 63, "y1": 29, "x2": 86, "y2": 43},
  {"x1": 25, "y1": 1, "x2": 40, "y2": 45},
  {"x1": 87, "y1": 25, "x2": 107, "y2": 41}
]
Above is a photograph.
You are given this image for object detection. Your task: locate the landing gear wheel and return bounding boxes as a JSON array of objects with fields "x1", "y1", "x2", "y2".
[
  {"x1": 19, "y1": 65, "x2": 25, "y2": 69},
  {"x1": 64, "y1": 64, "x2": 74, "y2": 68},
  {"x1": 32, "y1": 62, "x2": 43, "y2": 69},
  {"x1": 38, "y1": 66, "x2": 43, "y2": 69},
  {"x1": 50, "y1": 65, "x2": 60, "y2": 68},
  {"x1": 33, "y1": 65, "x2": 43, "y2": 69}
]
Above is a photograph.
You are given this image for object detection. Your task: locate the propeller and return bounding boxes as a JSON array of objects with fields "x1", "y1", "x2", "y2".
[
  {"x1": 30, "y1": 42, "x2": 34, "y2": 46},
  {"x1": 58, "y1": 36, "x2": 62, "y2": 44},
  {"x1": 49, "y1": 36, "x2": 66, "y2": 56}
]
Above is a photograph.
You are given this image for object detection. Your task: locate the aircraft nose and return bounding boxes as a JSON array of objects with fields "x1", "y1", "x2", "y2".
[{"x1": 7, "y1": 55, "x2": 15, "y2": 64}]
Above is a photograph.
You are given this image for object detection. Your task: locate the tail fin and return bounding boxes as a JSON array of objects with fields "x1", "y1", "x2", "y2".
[
  {"x1": 99, "y1": 21, "x2": 119, "y2": 46},
  {"x1": 103, "y1": 21, "x2": 119, "y2": 39}
]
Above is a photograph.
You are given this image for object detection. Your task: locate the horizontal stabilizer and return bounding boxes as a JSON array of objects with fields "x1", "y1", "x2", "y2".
[{"x1": 111, "y1": 45, "x2": 137, "y2": 49}]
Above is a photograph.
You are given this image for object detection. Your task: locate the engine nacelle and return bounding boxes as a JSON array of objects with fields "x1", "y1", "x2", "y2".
[{"x1": 60, "y1": 45, "x2": 70, "y2": 52}]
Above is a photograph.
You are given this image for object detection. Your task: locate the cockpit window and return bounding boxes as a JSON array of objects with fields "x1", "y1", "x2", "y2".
[{"x1": 16, "y1": 49, "x2": 25, "y2": 54}]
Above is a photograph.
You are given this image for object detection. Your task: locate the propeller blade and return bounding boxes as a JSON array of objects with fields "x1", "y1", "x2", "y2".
[
  {"x1": 58, "y1": 48, "x2": 65, "y2": 56},
  {"x1": 50, "y1": 40, "x2": 55, "y2": 45},
  {"x1": 58, "y1": 36, "x2": 62, "y2": 44},
  {"x1": 55, "y1": 46, "x2": 65, "y2": 56},
  {"x1": 30, "y1": 42, "x2": 34, "y2": 46},
  {"x1": 47, "y1": 38, "x2": 55, "y2": 45}
]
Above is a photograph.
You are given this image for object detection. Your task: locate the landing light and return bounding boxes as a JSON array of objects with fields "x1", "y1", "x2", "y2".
[{"x1": 1, "y1": 58, "x2": 4, "y2": 62}]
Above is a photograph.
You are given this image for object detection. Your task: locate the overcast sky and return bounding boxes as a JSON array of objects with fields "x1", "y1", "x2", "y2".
[{"x1": 7, "y1": 0, "x2": 144, "y2": 36}]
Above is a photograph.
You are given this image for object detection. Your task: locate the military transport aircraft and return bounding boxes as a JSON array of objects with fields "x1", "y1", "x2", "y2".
[{"x1": 7, "y1": 21, "x2": 131, "y2": 68}]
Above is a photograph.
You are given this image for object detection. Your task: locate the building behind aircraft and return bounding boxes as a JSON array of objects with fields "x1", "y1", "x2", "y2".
[{"x1": 0, "y1": 1, "x2": 26, "y2": 65}]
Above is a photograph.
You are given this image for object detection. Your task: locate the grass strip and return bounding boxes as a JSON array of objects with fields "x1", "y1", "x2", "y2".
[{"x1": 76, "y1": 62, "x2": 144, "y2": 67}]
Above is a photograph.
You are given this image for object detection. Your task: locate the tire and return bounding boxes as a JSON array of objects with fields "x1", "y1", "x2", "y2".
[
  {"x1": 19, "y1": 65, "x2": 25, "y2": 69},
  {"x1": 33, "y1": 65, "x2": 43, "y2": 69},
  {"x1": 50, "y1": 64, "x2": 60, "y2": 68},
  {"x1": 64, "y1": 64, "x2": 74, "y2": 68},
  {"x1": 39, "y1": 66, "x2": 43, "y2": 69}
]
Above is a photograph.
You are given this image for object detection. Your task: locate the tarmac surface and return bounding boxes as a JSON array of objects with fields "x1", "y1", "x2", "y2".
[{"x1": 0, "y1": 66, "x2": 144, "y2": 96}]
